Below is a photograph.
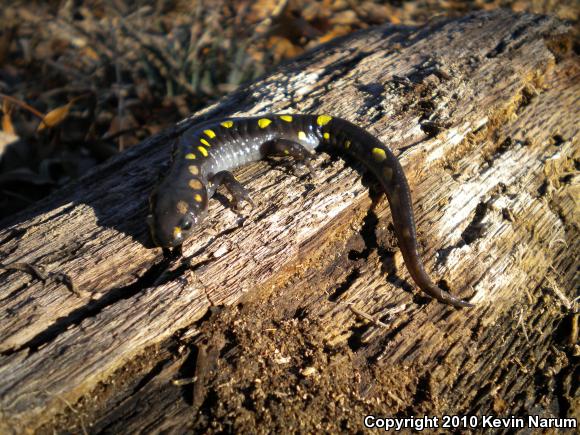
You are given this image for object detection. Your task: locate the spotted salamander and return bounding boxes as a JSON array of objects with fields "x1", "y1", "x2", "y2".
[{"x1": 148, "y1": 114, "x2": 472, "y2": 308}]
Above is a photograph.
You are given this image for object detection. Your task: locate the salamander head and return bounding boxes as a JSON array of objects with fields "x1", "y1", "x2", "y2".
[{"x1": 148, "y1": 178, "x2": 208, "y2": 248}]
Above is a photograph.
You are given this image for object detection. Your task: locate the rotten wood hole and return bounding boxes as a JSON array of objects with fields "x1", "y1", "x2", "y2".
[{"x1": 0, "y1": 10, "x2": 577, "y2": 433}]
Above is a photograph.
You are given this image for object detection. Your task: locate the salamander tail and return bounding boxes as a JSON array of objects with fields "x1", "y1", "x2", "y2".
[{"x1": 422, "y1": 282, "x2": 474, "y2": 308}]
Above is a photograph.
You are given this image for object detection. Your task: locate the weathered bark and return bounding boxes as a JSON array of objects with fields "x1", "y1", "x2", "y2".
[{"x1": 0, "y1": 10, "x2": 577, "y2": 433}]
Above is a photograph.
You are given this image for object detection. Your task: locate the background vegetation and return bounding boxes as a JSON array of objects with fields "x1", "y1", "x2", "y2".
[{"x1": 0, "y1": 0, "x2": 577, "y2": 219}]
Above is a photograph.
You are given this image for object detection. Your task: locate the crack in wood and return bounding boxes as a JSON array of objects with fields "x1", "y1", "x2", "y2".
[
  {"x1": 0, "y1": 256, "x2": 171, "y2": 356},
  {"x1": 328, "y1": 268, "x2": 360, "y2": 302}
]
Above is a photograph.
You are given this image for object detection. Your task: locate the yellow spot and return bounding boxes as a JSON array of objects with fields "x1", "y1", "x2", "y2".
[
  {"x1": 194, "y1": 194, "x2": 203, "y2": 202},
  {"x1": 200, "y1": 138, "x2": 210, "y2": 147},
  {"x1": 317, "y1": 115, "x2": 332, "y2": 127},
  {"x1": 372, "y1": 147, "x2": 387, "y2": 162},
  {"x1": 221, "y1": 120, "x2": 233, "y2": 128},
  {"x1": 189, "y1": 179, "x2": 203, "y2": 190},
  {"x1": 185, "y1": 153, "x2": 196, "y2": 160},
  {"x1": 402, "y1": 228, "x2": 411, "y2": 238},
  {"x1": 323, "y1": 132, "x2": 330, "y2": 140},
  {"x1": 203, "y1": 129, "x2": 216, "y2": 138},
  {"x1": 197, "y1": 146, "x2": 208, "y2": 157},
  {"x1": 188, "y1": 165, "x2": 199, "y2": 175},
  {"x1": 280, "y1": 115, "x2": 293, "y2": 122},
  {"x1": 298, "y1": 131, "x2": 307, "y2": 140},
  {"x1": 173, "y1": 226, "x2": 182, "y2": 239},
  {"x1": 258, "y1": 118, "x2": 272, "y2": 128},
  {"x1": 344, "y1": 140, "x2": 351, "y2": 149},
  {"x1": 176, "y1": 201, "x2": 188, "y2": 215},
  {"x1": 383, "y1": 167, "x2": 393, "y2": 180},
  {"x1": 284, "y1": 149, "x2": 289, "y2": 155}
]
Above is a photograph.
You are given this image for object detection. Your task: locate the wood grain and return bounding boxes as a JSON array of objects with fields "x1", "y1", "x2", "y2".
[{"x1": 0, "y1": 10, "x2": 576, "y2": 433}]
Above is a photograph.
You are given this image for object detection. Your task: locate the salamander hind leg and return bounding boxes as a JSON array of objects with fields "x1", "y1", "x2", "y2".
[
  {"x1": 209, "y1": 171, "x2": 255, "y2": 212},
  {"x1": 261, "y1": 139, "x2": 316, "y2": 176}
]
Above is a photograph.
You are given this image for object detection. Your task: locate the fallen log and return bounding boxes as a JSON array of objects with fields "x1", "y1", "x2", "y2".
[{"x1": 0, "y1": 9, "x2": 577, "y2": 433}]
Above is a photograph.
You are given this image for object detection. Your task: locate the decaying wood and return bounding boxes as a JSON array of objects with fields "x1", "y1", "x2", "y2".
[{"x1": 0, "y1": 10, "x2": 577, "y2": 433}]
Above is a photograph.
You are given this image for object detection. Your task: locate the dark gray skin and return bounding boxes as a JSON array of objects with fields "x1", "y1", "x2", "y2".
[
  {"x1": 148, "y1": 175, "x2": 208, "y2": 248},
  {"x1": 148, "y1": 114, "x2": 473, "y2": 308}
]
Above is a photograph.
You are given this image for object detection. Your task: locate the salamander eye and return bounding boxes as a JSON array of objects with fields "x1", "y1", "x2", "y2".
[{"x1": 181, "y1": 219, "x2": 192, "y2": 231}]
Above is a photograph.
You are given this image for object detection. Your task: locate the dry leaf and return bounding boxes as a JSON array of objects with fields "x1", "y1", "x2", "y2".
[
  {"x1": 1, "y1": 114, "x2": 15, "y2": 135},
  {"x1": 318, "y1": 25, "x2": 351, "y2": 43},
  {"x1": 302, "y1": 2, "x2": 323, "y2": 21},
  {"x1": 267, "y1": 36, "x2": 301, "y2": 60},
  {"x1": 249, "y1": 0, "x2": 280, "y2": 22},
  {"x1": 37, "y1": 95, "x2": 84, "y2": 132},
  {"x1": 329, "y1": 10, "x2": 357, "y2": 26},
  {"x1": 37, "y1": 102, "x2": 72, "y2": 131},
  {"x1": 105, "y1": 112, "x2": 139, "y2": 150},
  {"x1": 0, "y1": 131, "x2": 19, "y2": 158},
  {"x1": 80, "y1": 46, "x2": 100, "y2": 61},
  {"x1": 1, "y1": 100, "x2": 15, "y2": 134}
]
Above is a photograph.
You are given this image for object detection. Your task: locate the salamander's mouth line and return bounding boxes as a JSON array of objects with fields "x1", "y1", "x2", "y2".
[{"x1": 149, "y1": 114, "x2": 473, "y2": 308}]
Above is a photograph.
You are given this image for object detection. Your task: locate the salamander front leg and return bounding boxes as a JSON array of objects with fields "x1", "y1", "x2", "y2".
[
  {"x1": 208, "y1": 171, "x2": 255, "y2": 212},
  {"x1": 262, "y1": 139, "x2": 316, "y2": 176}
]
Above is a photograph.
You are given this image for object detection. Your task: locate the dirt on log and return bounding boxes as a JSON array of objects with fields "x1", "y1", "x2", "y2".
[{"x1": 0, "y1": 10, "x2": 578, "y2": 434}]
